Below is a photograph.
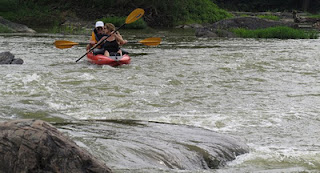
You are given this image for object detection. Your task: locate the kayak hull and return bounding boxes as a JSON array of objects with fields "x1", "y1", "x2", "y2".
[{"x1": 87, "y1": 52, "x2": 131, "y2": 66}]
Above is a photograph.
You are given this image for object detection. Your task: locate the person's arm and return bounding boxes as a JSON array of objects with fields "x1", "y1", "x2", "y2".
[{"x1": 114, "y1": 31, "x2": 128, "y2": 46}]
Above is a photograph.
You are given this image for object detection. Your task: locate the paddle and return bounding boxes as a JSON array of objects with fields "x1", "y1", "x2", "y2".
[
  {"x1": 75, "y1": 8, "x2": 145, "y2": 63},
  {"x1": 138, "y1": 37, "x2": 161, "y2": 46},
  {"x1": 54, "y1": 37, "x2": 161, "y2": 49},
  {"x1": 54, "y1": 40, "x2": 79, "y2": 49}
]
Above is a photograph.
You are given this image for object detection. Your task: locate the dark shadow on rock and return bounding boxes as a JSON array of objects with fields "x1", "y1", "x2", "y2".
[
  {"x1": 0, "y1": 52, "x2": 23, "y2": 64},
  {"x1": 0, "y1": 119, "x2": 112, "y2": 173}
]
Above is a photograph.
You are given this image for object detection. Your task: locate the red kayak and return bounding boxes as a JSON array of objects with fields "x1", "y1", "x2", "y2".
[{"x1": 87, "y1": 52, "x2": 131, "y2": 66}]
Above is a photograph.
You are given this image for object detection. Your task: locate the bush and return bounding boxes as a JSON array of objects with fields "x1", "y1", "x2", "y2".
[
  {"x1": 0, "y1": 0, "x2": 232, "y2": 28},
  {"x1": 99, "y1": 16, "x2": 147, "y2": 29},
  {"x1": 231, "y1": 26, "x2": 319, "y2": 39},
  {"x1": 0, "y1": 25, "x2": 13, "y2": 33},
  {"x1": 0, "y1": 0, "x2": 62, "y2": 28},
  {"x1": 171, "y1": 0, "x2": 232, "y2": 25}
]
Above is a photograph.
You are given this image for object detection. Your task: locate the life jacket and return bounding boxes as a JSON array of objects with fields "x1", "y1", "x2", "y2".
[{"x1": 91, "y1": 28, "x2": 105, "y2": 43}]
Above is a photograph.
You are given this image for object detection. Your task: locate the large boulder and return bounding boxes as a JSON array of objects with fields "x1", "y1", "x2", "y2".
[
  {"x1": 0, "y1": 119, "x2": 112, "y2": 173},
  {"x1": 58, "y1": 120, "x2": 250, "y2": 170},
  {"x1": 0, "y1": 16, "x2": 36, "y2": 33},
  {"x1": 0, "y1": 52, "x2": 23, "y2": 64}
]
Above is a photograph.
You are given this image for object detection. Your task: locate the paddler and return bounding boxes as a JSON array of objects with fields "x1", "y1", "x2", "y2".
[{"x1": 86, "y1": 21, "x2": 106, "y2": 52}]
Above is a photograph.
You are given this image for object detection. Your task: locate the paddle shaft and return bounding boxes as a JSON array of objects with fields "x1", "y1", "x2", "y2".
[{"x1": 75, "y1": 24, "x2": 125, "y2": 63}]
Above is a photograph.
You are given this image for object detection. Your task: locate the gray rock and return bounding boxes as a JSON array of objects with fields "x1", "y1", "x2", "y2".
[
  {"x1": 11, "y1": 58, "x2": 24, "y2": 64},
  {"x1": 0, "y1": 52, "x2": 24, "y2": 64},
  {"x1": 0, "y1": 119, "x2": 112, "y2": 173},
  {"x1": 58, "y1": 120, "x2": 249, "y2": 170},
  {"x1": 0, "y1": 51, "x2": 15, "y2": 64},
  {"x1": 0, "y1": 16, "x2": 36, "y2": 33},
  {"x1": 196, "y1": 28, "x2": 236, "y2": 38}
]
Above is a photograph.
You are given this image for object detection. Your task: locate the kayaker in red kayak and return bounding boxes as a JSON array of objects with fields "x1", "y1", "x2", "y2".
[{"x1": 102, "y1": 23, "x2": 128, "y2": 57}]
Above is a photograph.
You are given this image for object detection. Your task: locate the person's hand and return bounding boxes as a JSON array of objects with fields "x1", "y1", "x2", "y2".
[{"x1": 111, "y1": 31, "x2": 120, "y2": 35}]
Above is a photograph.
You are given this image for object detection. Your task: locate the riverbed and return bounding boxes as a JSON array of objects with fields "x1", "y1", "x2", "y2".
[{"x1": 0, "y1": 29, "x2": 320, "y2": 172}]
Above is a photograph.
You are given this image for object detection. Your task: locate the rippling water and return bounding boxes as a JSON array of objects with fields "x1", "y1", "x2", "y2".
[{"x1": 1, "y1": 30, "x2": 320, "y2": 172}]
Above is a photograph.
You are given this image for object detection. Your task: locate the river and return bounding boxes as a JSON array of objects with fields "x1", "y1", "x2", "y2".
[{"x1": 0, "y1": 29, "x2": 320, "y2": 172}]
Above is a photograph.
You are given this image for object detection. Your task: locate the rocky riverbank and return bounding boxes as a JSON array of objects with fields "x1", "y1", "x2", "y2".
[
  {"x1": 178, "y1": 12, "x2": 320, "y2": 38},
  {"x1": 0, "y1": 17, "x2": 35, "y2": 33},
  {"x1": 1, "y1": 11, "x2": 319, "y2": 37},
  {"x1": 195, "y1": 16, "x2": 296, "y2": 38}
]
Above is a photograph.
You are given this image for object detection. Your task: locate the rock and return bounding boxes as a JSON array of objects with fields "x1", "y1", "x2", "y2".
[
  {"x1": 0, "y1": 52, "x2": 24, "y2": 64},
  {"x1": 58, "y1": 120, "x2": 249, "y2": 170},
  {"x1": 196, "y1": 28, "x2": 236, "y2": 38},
  {"x1": 0, "y1": 119, "x2": 112, "y2": 173},
  {"x1": 11, "y1": 58, "x2": 24, "y2": 64},
  {"x1": 0, "y1": 16, "x2": 36, "y2": 33},
  {"x1": 0, "y1": 51, "x2": 14, "y2": 64},
  {"x1": 208, "y1": 17, "x2": 294, "y2": 30},
  {"x1": 196, "y1": 16, "x2": 296, "y2": 37},
  {"x1": 176, "y1": 23, "x2": 204, "y2": 29}
]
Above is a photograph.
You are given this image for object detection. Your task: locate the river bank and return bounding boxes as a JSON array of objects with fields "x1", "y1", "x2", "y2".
[{"x1": 1, "y1": 10, "x2": 319, "y2": 39}]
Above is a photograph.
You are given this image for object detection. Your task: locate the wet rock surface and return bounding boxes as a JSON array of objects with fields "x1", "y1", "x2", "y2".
[
  {"x1": 0, "y1": 52, "x2": 23, "y2": 64},
  {"x1": 0, "y1": 119, "x2": 112, "y2": 173},
  {"x1": 57, "y1": 120, "x2": 249, "y2": 170}
]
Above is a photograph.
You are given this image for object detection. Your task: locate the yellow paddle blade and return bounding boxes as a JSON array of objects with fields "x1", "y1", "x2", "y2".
[
  {"x1": 54, "y1": 40, "x2": 79, "y2": 49},
  {"x1": 139, "y1": 37, "x2": 161, "y2": 46},
  {"x1": 125, "y1": 8, "x2": 145, "y2": 24}
]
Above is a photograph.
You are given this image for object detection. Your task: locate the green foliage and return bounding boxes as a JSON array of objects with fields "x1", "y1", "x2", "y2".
[
  {"x1": 169, "y1": 0, "x2": 232, "y2": 25},
  {"x1": 231, "y1": 26, "x2": 319, "y2": 39},
  {"x1": 0, "y1": 24, "x2": 13, "y2": 33},
  {"x1": 306, "y1": 14, "x2": 320, "y2": 19},
  {"x1": 213, "y1": 0, "x2": 320, "y2": 13},
  {"x1": 0, "y1": 0, "x2": 62, "y2": 27},
  {"x1": 257, "y1": 15, "x2": 280, "y2": 21},
  {"x1": 48, "y1": 24, "x2": 87, "y2": 34},
  {"x1": 99, "y1": 17, "x2": 147, "y2": 29}
]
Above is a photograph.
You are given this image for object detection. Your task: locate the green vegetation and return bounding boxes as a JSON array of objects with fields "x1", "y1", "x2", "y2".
[
  {"x1": 306, "y1": 13, "x2": 320, "y2": 19},
  {"x1": 99, "y1": 17, "x2": 147, "y2": 29},
  {"x1": 169, "y1": 0, "x2": 232, "y2": 25},
  {"x1": 48, "y1": 25, "x2": 87, "y2": 34},
  {"x1": 0, "y1": 0, "x2": 232, "y2": 28},
  {"x1": 213, "y1": 0, "x2": 320, "y2": 13},
  {"x1": 0, "y1": 0, "x2": 62, "y2": 28},
  {"x1": 0, "y1": 24, "x2": 13, "y2": 33},
  {"x1": 231, "y1": 26, "x2": 319, "y2": 39},
  {"x1": 257, "y1": 15, "x2": 280, "y2": 21}
]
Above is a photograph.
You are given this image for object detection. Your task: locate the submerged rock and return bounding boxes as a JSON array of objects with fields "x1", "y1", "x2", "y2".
[
  {"x1": 0, "y1": 52, "x2": 23, "y2": 64},
  {"x1": 0, "y1": 119, "x2": 112, "y2": 173}
]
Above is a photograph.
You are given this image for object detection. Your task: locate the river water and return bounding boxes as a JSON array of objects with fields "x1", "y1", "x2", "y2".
[{"x1": 0, "y1": 29, "x2": 320, "y2": 172}]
